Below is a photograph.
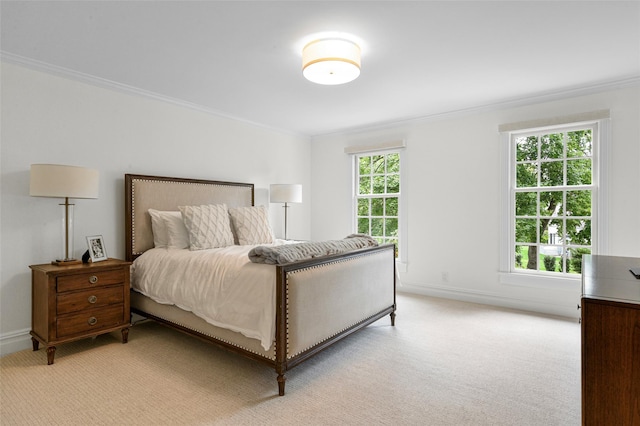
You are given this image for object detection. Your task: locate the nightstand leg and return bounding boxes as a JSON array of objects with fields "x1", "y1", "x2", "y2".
[
  {"x1": 46, "y1": 346, "x2": 56, "y2": 365},
  {"x1": 121, "y1": 327, "x2": 129, "y2": 344},
  {"x1": 31, "y1": 337, "x2": 39, "y2": 351}
]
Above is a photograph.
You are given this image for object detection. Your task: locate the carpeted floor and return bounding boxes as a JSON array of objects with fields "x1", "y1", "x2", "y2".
[{"x1": 0, "y1": 293, "x2": 581, "y2": 425}]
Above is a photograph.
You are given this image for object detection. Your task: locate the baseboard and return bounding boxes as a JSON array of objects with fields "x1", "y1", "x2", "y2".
[
  {"x1": 0, "y1": 328, "x2": 32, "y2": 356},
  {"x1": 1, "y1": 287, "x2": 579, "y2": 357},
  {"x1": 398, "y1": 282, "x2": 580, "y2": 320}
]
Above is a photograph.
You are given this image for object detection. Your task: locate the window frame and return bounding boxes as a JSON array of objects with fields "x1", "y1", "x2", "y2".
[
  {"x1": 352, "y1": 149, "x2": 407, "y2": 270},
  {"x1": 499, "y1": 118, "x2": 609, "y2": 288}
]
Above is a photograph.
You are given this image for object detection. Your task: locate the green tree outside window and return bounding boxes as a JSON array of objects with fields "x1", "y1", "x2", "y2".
[
  {"x1": 356, "y1": 152, "x2": 400, "y2": 257},
  {"x1": 513, "y1": 128, "x2": 593, "y2": 274}
]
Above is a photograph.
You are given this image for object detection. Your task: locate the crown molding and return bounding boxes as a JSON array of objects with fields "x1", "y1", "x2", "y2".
[
  {"x1": 0, "y1": 51, "x2": 304, "y2": 138},
  {"x1": 316, "y1": 75, "x2": 640, "y2": 138},
  {"x1": 3, "y1": 51, "x2": 637, "y2": 140}
]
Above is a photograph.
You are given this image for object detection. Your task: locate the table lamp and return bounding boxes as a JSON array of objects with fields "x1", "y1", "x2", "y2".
[
  {"x1": 270, "y1": 184, "x2": 302, "y2": 240},
  {"x1": 30, "y1": 164, "x2": 99, "y2": 265}
]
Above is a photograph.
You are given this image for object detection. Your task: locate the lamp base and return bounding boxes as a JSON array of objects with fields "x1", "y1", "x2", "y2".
[{"x1": 51, "y1": 259, "x2": 82, "y2": 266}]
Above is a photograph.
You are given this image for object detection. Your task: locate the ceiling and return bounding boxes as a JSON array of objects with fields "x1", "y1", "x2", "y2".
[{"x1": 2, "y1": 1, "x2": 639, "y2": 137}]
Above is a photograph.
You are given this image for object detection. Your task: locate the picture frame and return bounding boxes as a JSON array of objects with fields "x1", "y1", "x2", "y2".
[{"x1": 86, "y1": 235, "x2": 108, "y2": 262}]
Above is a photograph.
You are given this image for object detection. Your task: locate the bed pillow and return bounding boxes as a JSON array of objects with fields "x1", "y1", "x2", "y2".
[
  {"x1": 162, "y1": 211, "x2": 190, "y2": 249},
  {"x1": 228, "y1": 205, "x2": 275, "y2": 245},
  {"x1": 148, "y1": 209, "x2": 169, "y2": 248},
  {"x1": 179, "y1": 204, "x2": 234, "y2": 250}
]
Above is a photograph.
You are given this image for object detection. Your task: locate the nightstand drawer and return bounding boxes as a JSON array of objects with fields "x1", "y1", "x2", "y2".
[
  {"x1": 56, "y1": 305, "x2": 125, "y2": 338},
  {"x1": 57, "y1": 269, "x2": 125, "y2": 292},
  {"x1": 57, "y1": 286, "x2": 124, "y2": 315}
]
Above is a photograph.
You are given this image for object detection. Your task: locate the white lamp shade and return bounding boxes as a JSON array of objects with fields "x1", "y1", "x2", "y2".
[
  {"x1": 302, "y1": 38, "x2": 361, "y2": 85},
  {"x1": 270, "y1": 184, "x2": 302, "y2": 203},
  {"x1": 30, "y1": 164, "x2": 99, "y2": 199}
]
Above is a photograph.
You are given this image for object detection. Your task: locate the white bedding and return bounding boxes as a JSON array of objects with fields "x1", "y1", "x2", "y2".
[{"x1": 131, "y1": 242, "x2": 290, "y2": 350}]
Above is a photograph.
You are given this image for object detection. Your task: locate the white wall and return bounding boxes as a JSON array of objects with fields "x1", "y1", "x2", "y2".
[
  {"x1": 311, "y1": 85, "x2": 640, "y2": 318},
  {"x1": 0, "y1": 62, "x2": 311, "y2": 354},
  {"x1": 2, "y1": 60, "x2": 638, "y2": 356}
]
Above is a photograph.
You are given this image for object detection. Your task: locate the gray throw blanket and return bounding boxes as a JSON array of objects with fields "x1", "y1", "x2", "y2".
[{"x1": 248, "y1": 234, "x2": 378, "y2": 265}]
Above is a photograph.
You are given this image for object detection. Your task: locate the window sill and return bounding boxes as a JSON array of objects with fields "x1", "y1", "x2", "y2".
[{"x1": 499, "y1": 271, "x2": 581, "y2": 290}]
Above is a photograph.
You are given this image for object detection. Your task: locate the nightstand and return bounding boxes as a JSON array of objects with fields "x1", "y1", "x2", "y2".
[{"x1": 29, "y1": 258, "x2": 131, "y2": 365}]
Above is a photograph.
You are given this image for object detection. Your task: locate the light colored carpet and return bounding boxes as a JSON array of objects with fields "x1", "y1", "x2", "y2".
[{"x1": 0, "y1": 293, "x2": 580, "y2": 425}]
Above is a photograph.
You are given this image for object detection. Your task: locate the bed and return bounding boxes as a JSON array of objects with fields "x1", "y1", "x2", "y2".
[{"x1": 125, "y1": 174, "x2": 396, "y2": 395}]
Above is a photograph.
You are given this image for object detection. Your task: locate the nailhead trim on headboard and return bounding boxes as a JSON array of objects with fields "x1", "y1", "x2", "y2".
[{"x1": 128, "y1": 175, "x2": 254, "y2": 259}]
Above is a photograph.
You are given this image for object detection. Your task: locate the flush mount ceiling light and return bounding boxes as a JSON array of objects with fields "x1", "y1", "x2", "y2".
[{"x1": 302, "y1": 38, "x2": 361, "y2": 85}]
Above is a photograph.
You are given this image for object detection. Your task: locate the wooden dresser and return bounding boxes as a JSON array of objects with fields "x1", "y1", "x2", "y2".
[
  {"x1": 30, "y1": 258, "x2": 131, "y2": 364},
  {"x1": 581, "y1": 254, "x2": 640, "y2": 425}
]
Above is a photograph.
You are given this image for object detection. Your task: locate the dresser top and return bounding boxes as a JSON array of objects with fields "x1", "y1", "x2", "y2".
[
  {"x1": 582, "y1": 255, "x2": 640, "y2": 305},
  {"x1": 29, "y1": 258, "x2": 131, "y2": 274}
]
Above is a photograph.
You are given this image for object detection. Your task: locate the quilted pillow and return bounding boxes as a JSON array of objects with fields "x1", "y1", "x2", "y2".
[
  {"x1": 179, "y1": 204, "x2": 234, "y2": 250},
  {"x1": 229, "y1": 205, "x2": 275, "y2": 245}
]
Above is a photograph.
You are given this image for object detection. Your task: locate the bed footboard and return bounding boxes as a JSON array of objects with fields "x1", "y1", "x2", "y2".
[{"x1": 274, "y1": 243, "x2": 396, "y2": 395}]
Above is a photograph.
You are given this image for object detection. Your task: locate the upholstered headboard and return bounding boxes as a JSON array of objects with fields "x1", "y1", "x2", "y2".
[{"x1": 125, "y1": 174, "x2": 254, "y2": 261}]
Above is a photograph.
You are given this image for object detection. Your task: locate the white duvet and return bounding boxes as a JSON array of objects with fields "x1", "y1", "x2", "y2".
[{"x1": 131, "y1": 243, "x2": 287, "y2": 350}]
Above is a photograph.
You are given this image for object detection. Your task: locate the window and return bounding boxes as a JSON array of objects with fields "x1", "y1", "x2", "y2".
[
  {"x1": 509, "y1": 123, "x2": 599, "y2": 276},
  {"x1": 355, "y1": 152, "x2": 401, "y2": 257}
]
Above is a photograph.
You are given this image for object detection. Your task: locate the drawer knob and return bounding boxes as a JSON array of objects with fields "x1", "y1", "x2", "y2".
[
  {"x1": 88, "y1": 295, "x2": 98, "y2": 304},
  {"x1": 88, "y1": 275, "x2": 98, "y2": 284},
  {"x1": 88, "y1": 317, "x2": 98, "y2": 326}
]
